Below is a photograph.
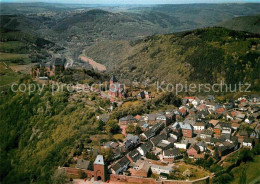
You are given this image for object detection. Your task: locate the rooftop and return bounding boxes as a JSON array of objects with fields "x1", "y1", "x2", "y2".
[{"x1": 94, "y1": 155, "x2": 104, "y2": 165}]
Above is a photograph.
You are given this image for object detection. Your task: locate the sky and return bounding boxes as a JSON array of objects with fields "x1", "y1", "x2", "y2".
[{"x1": 0, "y1": 0, "x2": 259, "y2": 4}]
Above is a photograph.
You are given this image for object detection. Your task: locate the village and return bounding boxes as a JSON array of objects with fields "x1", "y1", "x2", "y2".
[
  {"x1": 63, "y1": 76, "x2": 259, "y2": 184},
  {"x1": 1, "y1": 2, "x2": 260, "y2": 184},
  {"x1": 29, "y1": 63, "x2": 260, "y2": 184}
]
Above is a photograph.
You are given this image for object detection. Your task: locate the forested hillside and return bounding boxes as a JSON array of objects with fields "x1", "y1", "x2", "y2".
[
  {"x1": 84, "y1": 27, "x2": 260, "y2": 90},
  {"x1": 219, "y1": 15, "x2": 260, "y2": 34},
  {"x1": 0, "y1": 81, "x2": 100, "y2": 183}
]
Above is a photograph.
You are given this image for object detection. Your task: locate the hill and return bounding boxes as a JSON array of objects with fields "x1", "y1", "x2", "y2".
[
  {"x1": 219, "y1": 15, "x2": 260, "y2": 34},
  {"x1": 84, "y1": 27, "x2": 260, "y2": 90},
  {"x1": 0, "y1": 27, "x2": 55, "y2": 64},
  {"x1": 0, "y1": 86, "x2": 100, "y2": 184},
  {"x1": 1, "y1": 3, "x2": 260, "y2": 47}
]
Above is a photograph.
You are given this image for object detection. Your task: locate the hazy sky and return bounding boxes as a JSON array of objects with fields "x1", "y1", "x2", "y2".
[{"x1": 0, "y1": 0, "x2": 259, "y2": 4}]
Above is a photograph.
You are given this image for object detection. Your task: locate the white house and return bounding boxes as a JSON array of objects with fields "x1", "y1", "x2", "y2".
[
  {"x1": 156, "y1": 115, "x2": 167, "y2": 121},
  {"x1": 196, "y1": 142, "x2": 207, "y2": 152},
  {"x1": 169, "y1": 132, "x2": 178, "y2": 140},
  {"x1": 137, "y1": 141, "x2": 153, "y2": 156},
  {"x1": 163, "y1": 148, "x2": 182, "y2": 161},
  {"x1": 221, "y1": 123, "x2": 232, "y2": 134},
  {"x1": 199, "y1": 129, "x2": 213, "y2": 139},
  {"x1": 174, "y1": 141, "x2": 188, "y2": 150},
  {"x1": 226, "y1": 114, "x2": 234, "y2": 121},
  {"x1": 193, "y1": 122, "x2": 205, "y2": 133},
  {"x1": 156, "y1": 115, "x2": 170, "y2": 125},
  {"x1": 245, "y1": 117, "x2": 254, "y2": 124},
  {"x1": 242, "y1": 138, "x2": 253, "y2": 148},
  {"x1": 206, "y1": 102, "x2": 217, "y2": 112},
  {"x1": 150, "y1": 164, "x2": 173, "y2": 174},
  {"x1": 192, "y1": 99, "x2": 200, "y2": 107}
]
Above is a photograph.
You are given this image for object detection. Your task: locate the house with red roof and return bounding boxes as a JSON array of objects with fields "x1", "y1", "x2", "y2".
[
  {"x1": 216, "y1": 107, "x2": 226, "y2": 114},
  {"x1": 178, "y1": 107, "x2": 188, "y2": 117}
]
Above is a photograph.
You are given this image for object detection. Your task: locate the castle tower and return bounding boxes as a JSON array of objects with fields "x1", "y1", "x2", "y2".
[{"x1": 94, "y1": 155, "x2": 106, "y2": 181}]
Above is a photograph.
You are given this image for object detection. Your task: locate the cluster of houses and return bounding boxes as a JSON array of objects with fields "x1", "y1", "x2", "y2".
[
  {"x1": 75, "y1": 94, "x2": 259, "y2": 180},
  {"x1": 106, "y1": 94, "x2": 259, "y2": 178},
  {"x1": 108, "y1": 75, "x2": 151, "y2": 100}
]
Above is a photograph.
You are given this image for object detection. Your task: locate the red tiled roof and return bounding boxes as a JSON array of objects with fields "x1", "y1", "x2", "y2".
[
  {"x1": 184, "y1": 96, "x2": 195, "y2": 100},
  {"x1": 209, "y1": 120, "x2": 219, "y2": 126},
  {"x1": 216, "y1": 107, "x2": 226, "y2": 114},
  {"x1": 178, "y1": 108, "x2": 186, "y2": 114},
  {"x1": 240, "y1": 99, "x2": 247, "y2": 103},
  {"x1": 230, "y1": 111, "x2": 236, "y2": 117},
  {"x1": 136, "y1": 115, "x2": 141, "y2": 120}
]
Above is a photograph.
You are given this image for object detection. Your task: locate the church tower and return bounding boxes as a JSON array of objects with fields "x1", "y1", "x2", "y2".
[{"x1": 110, "y1": 75, "x2": 117, "y2": 86}]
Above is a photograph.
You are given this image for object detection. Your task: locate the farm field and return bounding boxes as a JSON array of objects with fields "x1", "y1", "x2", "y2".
[{"x1": 0, "y1": 52, "x2": 28, "y2": 63}]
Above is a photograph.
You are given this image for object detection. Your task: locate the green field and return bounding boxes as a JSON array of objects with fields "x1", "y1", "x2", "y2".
[
  {"x1": 0, "y1": 41, "x2": 26, "y2": 53},
  {"x1": 0, "y1": 62, "x2": 22, "y2": 86},
  {"x1": 231, "y1": 156, "x2": 260, "y2": 184},
  {"x1": 0, "y1": 52, "x2": 29, "y2": 63},
  {"x1": 174, "y1": 163, "x2": 210, "y2": 180}
]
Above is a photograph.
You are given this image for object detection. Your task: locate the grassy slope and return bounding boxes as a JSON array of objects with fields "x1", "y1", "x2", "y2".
[
  {"x1": 175, "y1": 163, "x2": 211, "y2": 180},
  {"x1": 0, "y1": 52, "x2": 29, "y2": 62},
  {"x1": 231, "y1": 156, "x2": 260, "y2": 184},
  {"x1": 219, "y1": 15, "x2": 260, "y2": 34},
  {"x1": 0, "y1": 62, "x2": 22, "y2": 86}
]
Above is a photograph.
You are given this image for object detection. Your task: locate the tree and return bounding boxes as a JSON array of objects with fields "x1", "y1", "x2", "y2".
[
  {"x1": 97, "y1": 120, "x2": 105, "y2": 131},
  {"x1": 126, "y1": 124, "x2": 135, "y2": 134},
  {"x1": 135, "y1": 125, "x2": 143, "y2": 135},
  {"x1": 78, "y1": 170, "x2": 87, "y2": 179},
  {"x1": 238, "y1": 148, "x2": 254, "y2": 163},
  {"x1": 214, "y1": 149, "x2": 220, "y2": 160},
  {"x1": 215, "y1": 173, "x2": 233, "y2": 184},
  {"x1": 195, "y1": 158, "x2": 204, "y2": 167},
  {"x1": 126, "y1": 124, "x2": 143, "y2": 135},
  {"x1": 146, "y1": 152, "x2": 159, "y2": 160},
  {"x1": 105, "y1": 120, "x2": 120, "y2": 134},
  {"x1": 168, "y1": 171, "x2": 177, "y2": 180},
  {"x1": 252, "y1": 142, "x2": 260, "y2": 155},
  {"x1": 205, "y1": 157, "x2": 214, "y2": 169},
  {"x1": 51, "y1": 168, "x2": 67, "y2": 184}
]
